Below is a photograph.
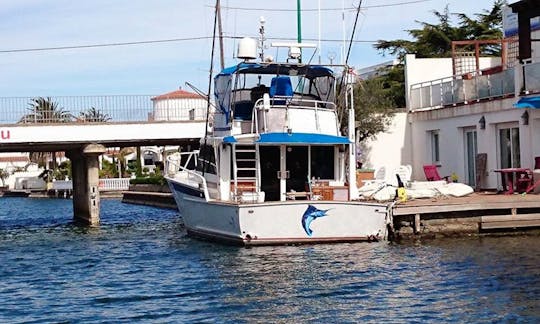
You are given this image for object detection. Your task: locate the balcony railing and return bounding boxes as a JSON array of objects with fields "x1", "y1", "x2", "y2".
[
  {"x1": 523, "y1": 61, "x2": 540, "y2": 94},
  {"x1": 0, "y1": 95, "x2": 207, "y2": 125},
  {"x1": 409, "y1": 68, "x2": 515, "y2": 110}
]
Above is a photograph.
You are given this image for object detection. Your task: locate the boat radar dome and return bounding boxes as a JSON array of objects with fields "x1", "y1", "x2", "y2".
[{"x1": 237, "y1": 37, "x2": 257, "y2": 60}]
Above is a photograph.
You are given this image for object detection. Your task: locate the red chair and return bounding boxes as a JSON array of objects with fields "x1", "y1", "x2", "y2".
[{"x1": 423, "y1": 164, "x2": 450, "y2": 182}]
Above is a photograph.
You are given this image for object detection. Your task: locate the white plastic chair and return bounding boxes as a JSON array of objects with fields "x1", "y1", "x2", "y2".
[{"x1": 388, "y1": 165, "x2": 412, "y2": 187}]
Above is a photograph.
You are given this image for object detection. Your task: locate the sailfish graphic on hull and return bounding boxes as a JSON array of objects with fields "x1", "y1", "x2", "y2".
[{"x1": 301, "y1": 205, "x2": 330, "y2": 236}]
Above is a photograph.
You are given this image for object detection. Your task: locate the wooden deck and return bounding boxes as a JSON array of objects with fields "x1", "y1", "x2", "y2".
[
  {"x1": 391, "y1": 192, "x2": 540, "y2": 234},
  {"x1": 393, "y1": 192, "x2": 540, "y2": 215}
]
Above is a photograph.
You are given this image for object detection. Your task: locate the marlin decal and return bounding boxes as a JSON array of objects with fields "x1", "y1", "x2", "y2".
[{"x1": 301, "y1": 205, "x2": 330, "y2": 236}]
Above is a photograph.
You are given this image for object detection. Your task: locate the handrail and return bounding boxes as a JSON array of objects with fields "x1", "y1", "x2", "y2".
[
  {"x1": 165, "y1": 151, "x2": 210, "y2": 202},
  {"x1": 251, "y1": 97, "x2": 336, "y2": 135}
]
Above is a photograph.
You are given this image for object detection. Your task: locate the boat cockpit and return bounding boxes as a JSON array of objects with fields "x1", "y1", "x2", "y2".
[{"x1": 213, "y1": 63, "x2": 338, "y2": 136}]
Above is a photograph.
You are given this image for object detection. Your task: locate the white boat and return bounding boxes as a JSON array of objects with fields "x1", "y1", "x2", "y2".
[{"x1": 165, "y1": 39, "x2": 390, "y2": 245}]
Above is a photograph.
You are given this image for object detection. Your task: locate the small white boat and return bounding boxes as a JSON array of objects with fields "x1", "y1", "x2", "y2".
[{"x1": 165, "y1": 38, "x2": 390, "y2": 245}]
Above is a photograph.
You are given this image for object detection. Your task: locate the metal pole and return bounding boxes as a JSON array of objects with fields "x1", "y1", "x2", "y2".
[
  {"x1": 217, "y1": 0, "x2": 225, "y2": 70},
  {"x1": 297, "y1": 0, "x2": 302, "y2": 43},
  {"x1": 318, "y1": 0, "x2": 321, "y2": 64}
]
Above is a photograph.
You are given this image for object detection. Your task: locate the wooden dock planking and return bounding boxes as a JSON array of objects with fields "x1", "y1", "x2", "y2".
[
  {"x1": 393, "y1": 193, "x2": 540, "y2": 216},
  {"x1": 390, "y1": 192, "x2": 540, "y2": 234},
  {"x1": 480, "y1": 213, "x2": 540, "y2": 230}
]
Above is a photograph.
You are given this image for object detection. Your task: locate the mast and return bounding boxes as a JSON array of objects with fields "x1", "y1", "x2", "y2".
[
  {"x1": 318, "y1": 0, "x2": 321, "y2": 64},
  {"x1": 216, "y1": 0, "x2": 225, "y2": 70},
  {"x1": 296, "y1": 0, "x2": 302, "y2": 43},
  {"x1": 344, "y1": 1, "x2": 364, "y2": 200},
  {"x1": 297, "y1": 0, "x2": 302, "y2": 63}
]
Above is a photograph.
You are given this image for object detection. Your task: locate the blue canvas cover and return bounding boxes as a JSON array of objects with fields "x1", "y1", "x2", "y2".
[{"x1": 514, "y1": 96, "x2": 540, "y2": 108}]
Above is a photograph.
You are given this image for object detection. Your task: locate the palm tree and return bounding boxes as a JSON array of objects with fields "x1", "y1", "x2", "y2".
[
  {"x1": 19, "y1": 97, "x2": 71, "y2": 171},
  {"x1": 19, "y1": 97, "x2": 72, "y2": 124},
  {"x1": 117, "y1": 147, "x2": 135, "y2": 177},
  {"x1": 0, "y1": 168, "x2": 8, "y2": 187},
  {"x1": 79, "y1": 107, "x2": 111, "y2": 122}
]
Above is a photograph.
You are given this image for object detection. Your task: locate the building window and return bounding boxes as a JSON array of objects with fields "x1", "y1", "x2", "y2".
[
  {"x1": 430, "y1": 131, "x2": 440, "y2": 163},
  {"x1": 189, "y1": 109, "x2": 195, "y2": 120}
]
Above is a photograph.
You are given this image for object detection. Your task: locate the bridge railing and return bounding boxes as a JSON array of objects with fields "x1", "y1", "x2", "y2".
[{"x1": 0, "y1": 95, "x2": 207, "y2": 125}]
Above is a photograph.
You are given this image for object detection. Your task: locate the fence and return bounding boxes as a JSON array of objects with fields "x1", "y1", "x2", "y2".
[
  {"x1": 0, "y1": 95, "x2": 208, "y2": 125},
  {"x1": 51, "y1": 178, "x2": 130, "y2": 191},
  {"x1": 409, "y1": 68, "x2": 515, "y2": 110}
]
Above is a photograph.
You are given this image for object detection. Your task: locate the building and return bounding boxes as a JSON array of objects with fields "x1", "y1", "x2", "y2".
[
  {"x1": 151, "y1": 88, "x2": 207, "y2": 121},
  {"x1": 363, "y1": 0, "x2": 540, "y2": 191}
]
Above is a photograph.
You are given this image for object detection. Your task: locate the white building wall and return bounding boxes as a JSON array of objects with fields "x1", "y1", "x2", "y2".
[
  {"x1": 361, "y1": 112, "x2": 412, "y2": 175},
  {"x1": 409, "y1": 99, "x2": 539, "y2": 189},
  {"x1": 153, "y1": 98, "x2": 207, "y2": 121}
]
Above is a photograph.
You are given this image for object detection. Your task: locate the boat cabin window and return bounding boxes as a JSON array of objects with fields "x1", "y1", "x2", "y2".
[
  {"x1": 310, "y1": 146, "x2": 334, "y2": 180},
  {"x1": 196, "y1": 144, "x2": 217, "y2": 174}
]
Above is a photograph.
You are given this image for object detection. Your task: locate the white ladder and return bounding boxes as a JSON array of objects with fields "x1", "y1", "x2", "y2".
[{"x1": 232, "y1": 144, "x2": 260, "y2": 200}]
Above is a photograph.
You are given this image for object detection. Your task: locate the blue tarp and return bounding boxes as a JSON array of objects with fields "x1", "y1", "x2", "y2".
[
  {"x1": 256, "y1": 132, "x2": 350, "y2": 144},
  {"x1": 223, "y1": 136, "x2": 237, "y2": 143},
  {"x1": 223, "y1": 133, "x2": 350, "y2": 145},
  {"x1": 514, "y1": 96, "x2": 540, "y2": 108}
]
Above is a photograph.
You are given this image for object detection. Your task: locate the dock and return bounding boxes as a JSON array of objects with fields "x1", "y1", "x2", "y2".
[{"x1": 392, "y1": 192, "x2": 540, "y2": 238}]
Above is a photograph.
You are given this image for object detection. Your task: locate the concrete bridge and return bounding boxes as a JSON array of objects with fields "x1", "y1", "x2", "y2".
[{"x1": 0, "y1": 95, "x2": 207, "y2": 225}]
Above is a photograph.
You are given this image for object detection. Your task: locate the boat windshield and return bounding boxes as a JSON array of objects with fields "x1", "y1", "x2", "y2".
[
  {"x1": 232, "y1": 72, "x2": 334, "y2": 102},
  {"x1": 214, "y1": 63, "x2": 336, "y2": 120}
]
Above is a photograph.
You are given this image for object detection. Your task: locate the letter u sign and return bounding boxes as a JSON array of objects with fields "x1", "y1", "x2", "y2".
[{"x1": 1, "y1": 130, "x2": 10, "y2": 140}]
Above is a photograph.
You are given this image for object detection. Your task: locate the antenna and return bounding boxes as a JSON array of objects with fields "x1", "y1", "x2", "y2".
[
  {"x1": 318, "y1": 0, "x2": 321, "y2": 64},
  {"x1": 258, "y1": 16, "x2": 266, "y2": 61}
]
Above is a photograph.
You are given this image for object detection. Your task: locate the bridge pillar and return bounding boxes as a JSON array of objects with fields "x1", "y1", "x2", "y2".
[{"x1": 67, "y1": 144, "x2": 106, "y2": 225}]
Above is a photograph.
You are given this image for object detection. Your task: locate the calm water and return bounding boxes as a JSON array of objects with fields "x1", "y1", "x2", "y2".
[{"x1": 0, "y1": 197, "x2": 538, "y2": 323}]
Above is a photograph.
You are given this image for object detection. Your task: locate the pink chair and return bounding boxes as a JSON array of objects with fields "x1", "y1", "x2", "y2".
[{"x1": 423, "y1": 164, "x2": 450, "y2": 182}]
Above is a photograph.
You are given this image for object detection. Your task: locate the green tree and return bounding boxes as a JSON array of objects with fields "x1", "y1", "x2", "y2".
[
  {"x1": 19, "y1": 97, "x2": 72, "y2": 124},
  {"x1": 374, "y1": 1, "x2": 503, "y2": 59},
  {"x1": 79, "y1": 107, "x2": 111, "y2": 122},
  {"x1": 19, "y1": 97, "x2": 71, "y2": 171},
  {"x1": 354, "y1": 77, "x2": 396, "y2": 143},
  {"x1": 372, "y1": 1, "x2": 504, "y2": 107},
  {"x1": 99, "y1": 159, "x2": 118, "y2": 178}
]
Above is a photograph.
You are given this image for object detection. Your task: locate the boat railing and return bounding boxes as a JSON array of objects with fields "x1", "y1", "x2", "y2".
[
  {"x1": 251, "y1": 96, "x2": 338, "y2": 135},
  {"x1": 165, "y1": 151, "x2": 210, "y2": 202}
]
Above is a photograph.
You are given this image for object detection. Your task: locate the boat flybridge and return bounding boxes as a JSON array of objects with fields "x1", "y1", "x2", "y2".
[{"x1": 165, "y1": 38, "x2": 390, "y2": 245}]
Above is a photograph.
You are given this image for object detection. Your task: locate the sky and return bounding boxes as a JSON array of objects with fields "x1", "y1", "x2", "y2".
[{"x1": 0, "y1": 0, "x2": 497, "y2": 97}]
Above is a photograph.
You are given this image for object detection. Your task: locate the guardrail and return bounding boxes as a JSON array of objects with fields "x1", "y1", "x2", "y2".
[
  {"x1": 0, "y1": 95, "x2": 207, "y2": 125},
  {"x1": 409, "y1": 68, "x2": 515, "y2": 110},
  {"x1": 524, "y1": 61, "x2": 540, "y2": 93}
]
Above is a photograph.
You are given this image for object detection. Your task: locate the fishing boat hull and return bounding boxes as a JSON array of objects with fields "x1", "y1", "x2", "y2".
[{"x1": 168, "y1": 178, "x2": 389, "y2": 245}]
